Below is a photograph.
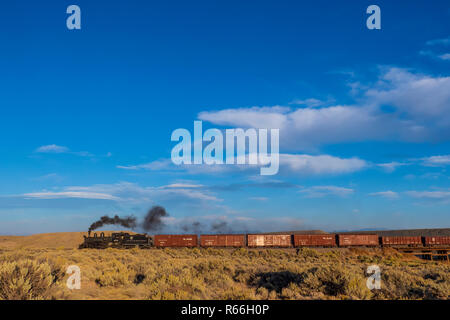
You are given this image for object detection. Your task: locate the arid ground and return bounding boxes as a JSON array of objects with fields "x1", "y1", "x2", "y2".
[{"x1": 0, "y1": 232, "x2": 448, "y2": 300}]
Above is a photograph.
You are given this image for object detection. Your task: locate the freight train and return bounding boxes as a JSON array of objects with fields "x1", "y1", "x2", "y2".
[{"x1": 79, "y1": 232, "x2": 450, "y2": 249}]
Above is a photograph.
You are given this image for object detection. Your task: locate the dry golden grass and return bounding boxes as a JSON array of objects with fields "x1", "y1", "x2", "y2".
[
  {"x1": 0, "y1": 232, "x2": 448, "y2": 300},
  {"x1": 0, "y1": 232, "x2": 88, "y2": 250}
]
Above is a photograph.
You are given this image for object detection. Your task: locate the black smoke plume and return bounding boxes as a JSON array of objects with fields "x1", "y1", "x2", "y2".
[
  {"x1": 211, "y1": 221, "x2": 231, "y2": 234},
  {"x1": 88, "y1": 206, "x2": 169, "y2": 233},
  {"x1": 88, "y1": 215, "x2": 137, "y2": 233},
  {"x1": 178, "y1": 220, "x2": 236, "y2": 234},
  {"x1": 181, "y1": 221, "x2": 203, "y2": 234},
  {"x1": 142, "y1": 206, "x2": 168, "y2": 231}
]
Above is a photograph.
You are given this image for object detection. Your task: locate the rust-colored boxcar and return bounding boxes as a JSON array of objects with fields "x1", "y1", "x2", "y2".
[
  {"x1": 424, "y1": 236, "x2": 450, "y2": 246},
  {"x1": 200, "y1": 234, "x2": 245, "y2": 247},
  {"x1": 154, "y1": 234, "x2": 198, "y2": 247},
  {"x1": 247, "y1": 234, "x2": 292, "y2": 247},
  {"x1": 337, "y1": 234, "x2": 378, "y2": 246},
  {"x1": 381, "y1": 236, "x2": 421, "y2": 246},
  {"x1": 293, "y1": 234, "x2": 336, "y2": 247}
]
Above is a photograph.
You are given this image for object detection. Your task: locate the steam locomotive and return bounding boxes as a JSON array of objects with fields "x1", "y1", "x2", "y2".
[
  {"x1": 80, "y1": 232, "x2": 152, "y2": 249},
  {"x1": 79, "y1": 231, "x2": 450, "y2": 249}
]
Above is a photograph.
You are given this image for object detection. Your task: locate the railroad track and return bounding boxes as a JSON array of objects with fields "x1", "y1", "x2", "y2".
[{"x1": 395, "y1": 247, "x2": 450, "y2": 262}]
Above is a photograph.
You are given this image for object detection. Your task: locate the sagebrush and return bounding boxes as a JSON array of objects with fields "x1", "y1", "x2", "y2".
[{"x1": 0, "y1": 247, "x2": 448, "y2": 300}]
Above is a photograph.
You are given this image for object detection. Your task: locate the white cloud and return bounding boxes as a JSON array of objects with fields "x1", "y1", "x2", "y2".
[
  {"x1": 23, "y1": 191, "x2": 119, "y2": 200},
  {"x1": 365, "y1": 68, "x2": 450, "y2": 122},
  {"x1": 117, "y1": 159, "x2": 175, "y2": 171},
  {"x1": 420, "y1": 50, "x2": 450, "y2": 61},
  {"x1": 369, "y1": 191, "x2": 399, "y2": 199},
  {"x1": 198, "y1": 68, "x2": 450, "y2": 150},
  {"x1": 117, "y1": 153, "x2": 367, "y2": 176},
  {"x1": 35, "y1": 144, "x2": 92, "y2": 157},
  {"x1": 199, "y1": 104, "x2": 389, "y2": 150},
  {"x1": 280, "y1": 154, "x2": 367, "y2": 175},
  {"x1": 376, "y1": 155, "x2": 450, "y2": 170},
  {"x1": 160, "y1": 183, "x2": 204, "y2": 189},
  {"x1": 426, "y1": 37, "x2": 450, "y2": 46},
  {"x1": 118, "y1": 160, "x2": 238, "y2": 174},
  {"x1": 421, "y1": 155, "x2": 450, "y2": 166},
  {"x1": 299, "y1": 185, "x2": 354, "y2": 198},
  {"x1": 198, "y1": 106, "x2": 290, "y2": 129},
  {"x1": 406, "y1": 190, "x2": 450, "y2": 202},
  {"x1": 36, "y1": 144, "x2": 69, "y2": 153},
  {"x1": 249, "y1": 197, "x2": 268, "y2": 201},
  {"x1": 22, "y1": 181, "x2": 221, "y2": 204},
  {"x1": 289, "y1": 98, "x2": 334, "y2": 108},
  {"x1": 377, "y1": 161, "x2": 408, "y2": 173},
  {"x1": 31, "y1": 173, "x2": 63, "y2": 182}
]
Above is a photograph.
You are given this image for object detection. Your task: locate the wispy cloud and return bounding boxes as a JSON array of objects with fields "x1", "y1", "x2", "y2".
[
  {"x1": 426, "y1": 37, "x2": 450, "y2": 46},
  {"x1": 421, "y1": 155, "x2": 450, "y2": 166},
  {"x1": 35, "y1": 144, "x2": 93, "y2": 157},
  {"x1": 289, "y1": 97, "x2": 335, "y2": 108},
  {"x1": 405, "y1": 190, "x2": 450, "y2": 203},
  {"x1": 210, "y1": 181, "x2": 298, "y2": 192},
  {"x1": 299, "y1": 186, "x2": 354, "y2": 198},
  {"x1": 377, "y1": 161, "x2": 409, "y2": 173},
  {"x1": 117, "y1": 159, "x2": 174, "y2": 170},
  {"x1": 198, "y1": 106, "x2": 290, "y2": 129},
  {"x1": 30, "y1": 173, "x2": 64, "y2": 182},
  {"x1": 280, "y1": 154, "x2": 367, "y2": 175},
  {"x1": 18, "y1": 181, "x2": 222, "y2": 206},
  {"x1": 369, "y1": 191, "x2": 399, "y2": 199},
  {"x1": 159, "y1": 183, "x2": 204, "y2": 189},
  {"x1": 420, "y1": 50, "x2": 450, "y2": 61},
  {"x1": 249, "y1": 197, "x2": 268, "y2": 201},
  {"x1": 421, "y1": 37, "x2": 450, "y2": 61},
  {"x1": 377, "y1": 155, "x2": 450, "y2": 171},
  {"x1": 118, "y1": 154, "x2": 367, "y2": 176},
  {"x1": 36, "y1": 144, "x2": 69, "y2": 153},
  {"x1": 23, "y1": 191, "x2": 119, "y2": 200}
]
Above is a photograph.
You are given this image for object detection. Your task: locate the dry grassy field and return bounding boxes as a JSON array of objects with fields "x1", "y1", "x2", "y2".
[{"x1": 0, "y1": 232, "x2": 449, "y2": 300}]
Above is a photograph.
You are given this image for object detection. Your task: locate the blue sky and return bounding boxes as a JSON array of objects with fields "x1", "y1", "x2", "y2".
[{"x1": 0, "y1": 0, "x2": 449, "y2": 235}]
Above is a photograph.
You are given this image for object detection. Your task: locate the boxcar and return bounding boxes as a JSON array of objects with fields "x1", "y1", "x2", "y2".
[
  {"x1": 381, "y1": 236, "x2": 421, "y2": 246},
  {"x1": 424, "y1": 236, "x2": 450, "y2": 246},
  {"x1": 200, "y1": 234, "x2": 245, "y2": 247},
  {"x1": 293, "y1": 234, "x2": 336, "y2": 247},
  {"x1": 247, "y1": 234, "x2": 292, "y2": 247},
  {"x1": 154, "y1": 234, "x2": 198, "y2": 247},
  {"x1": 337, "y1": 234, "x2": 378, "y2": 247}
]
